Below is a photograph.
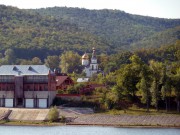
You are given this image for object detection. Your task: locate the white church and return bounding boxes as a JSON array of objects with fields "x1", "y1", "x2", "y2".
[{"x1": 81, "y1": 47, "x2": 99, "y2": 77}]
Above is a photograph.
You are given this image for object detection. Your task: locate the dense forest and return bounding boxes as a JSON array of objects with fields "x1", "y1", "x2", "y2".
[
  {"x1": 31, "y1": 7, "x2": 180, "y2": 50},
  {"x1": 0, "y1": 5, "x2": 180, "y2": 61},
  {"x1": 0, "y1": 5, "x2": 110, "y2": 60}
]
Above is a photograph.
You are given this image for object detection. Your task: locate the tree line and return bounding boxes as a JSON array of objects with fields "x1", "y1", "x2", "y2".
[
  {"x1": 0, "y1": 49, "x2": 82, "y2": 74},
  {"x1": 93, "y1": 43, "x2": 180, "y2": 112}
]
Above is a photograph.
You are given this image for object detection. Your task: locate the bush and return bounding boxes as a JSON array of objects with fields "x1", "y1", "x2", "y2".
[
  {"x1": 57, "y1": 90, "x2": 64, "y2": 94},
  {"x1": 48, "y1": 106, "x2": 59, "y2": 122}
]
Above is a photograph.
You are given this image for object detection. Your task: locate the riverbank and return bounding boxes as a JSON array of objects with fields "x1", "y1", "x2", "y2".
[
  {"x1": 68, "y1": 114, "x2": 180, "y2": 128},
  {"x1": 1, "y1": 121, "x2": 180, "y2": 128},
  {"x1": 1, "y1": 114, "x2": 180, "y2": 128},
  {"x1": 0, "y1": 107, "x2": 180, "y2": 128}
]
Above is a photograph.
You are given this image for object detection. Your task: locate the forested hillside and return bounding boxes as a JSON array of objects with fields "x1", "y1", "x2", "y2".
[
  {"x1": 0, "y1": 5, "x2": 180, "y2": 62},
  {"x1": 0, "y1": 5, "x2": 110, "y2": 60},
  {"x1": 98, "y1": 40, "x2": 180, "y2": 72},
  {"x1": 131, "y1": 26, "x2": 180, "y2": 49},
  {"x1": 31, "y1": 7, "x2": 180, "y2": 49}
]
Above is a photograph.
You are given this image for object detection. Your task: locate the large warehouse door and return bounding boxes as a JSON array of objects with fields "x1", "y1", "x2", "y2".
[
  {"x1": 25, "y1": 99, "x2": 34, "y2": 108},
  {"x1": 38, "y1": 99, "x2": 47, "y2": 108},
  {"x1": 5, "y1": 99, "x2": 13, "y2": 107}
]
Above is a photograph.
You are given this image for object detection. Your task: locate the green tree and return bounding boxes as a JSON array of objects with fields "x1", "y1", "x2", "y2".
[
  {"x1": 60, "y1": 51, "x2": 81, "y2": 73},
  {"x1": 149, "y1": 60, "x2": 163, "y2": 111},
  {"x1": 19, "y1": 59, "x2": 32, "y2": 65},
  {"x1": 0, "y1": 53, "x2": 3, "y2": 58},
  {"x1": 98, "y1": 53, "x2": 109, "y2": 71},
  {"x1": 31, "y1": 57, "x2": 42, "y2": 65},
  {"x1": 111, "y1": 85, "x2": 124, "y2": 103},
  {"x1": 117, "y1": 55, "x2": 142, "y2": 99},
  {"x1": 136, "y1": 63, "x2": 152, "y2": 111},
  {"x1": 45, "y1": 55, "x2": 59, "y2": 70},
  {"x1": 0, "y1": 53, "x2": 4, "y2": 66},
  {"x1": 48, "y1": 106, "x2": 59, "y2": 122},
  {"x1": 104, "y1": 62, "x2": 116, "y2": 74},
  {"x1": 171, "y1": 67, "x2": 180, "y2": 112},
  {"x1": 161, "y1": 66, "x2": 172, "y2": 111},
  {"x1": 4, "y1": 49, "x2": 16, "y2": 64},
  {"x1": 104, "y1": 72, "x2": 116, "y2": 86}
]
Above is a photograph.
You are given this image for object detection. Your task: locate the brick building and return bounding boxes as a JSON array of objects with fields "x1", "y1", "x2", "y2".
[{"x1": 0, "y1": 65, "x2": 56, "y2": 108}]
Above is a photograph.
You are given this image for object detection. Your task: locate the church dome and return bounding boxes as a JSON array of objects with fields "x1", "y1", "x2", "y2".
[{"x1": 82, "y1": 53, "x2": 89, "y2": 59}]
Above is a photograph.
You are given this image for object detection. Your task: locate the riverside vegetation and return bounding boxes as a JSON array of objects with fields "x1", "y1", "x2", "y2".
[{"x1": 54, "y1": 43, "x2": 180, "y2": 114}]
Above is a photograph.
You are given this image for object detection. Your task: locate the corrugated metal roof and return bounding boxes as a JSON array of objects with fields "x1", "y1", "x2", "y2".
[{"x1": 0, "y1": 65, "x2": 52, "y2": 76}]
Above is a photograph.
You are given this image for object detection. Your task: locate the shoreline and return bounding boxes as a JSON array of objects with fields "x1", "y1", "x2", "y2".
[
  {"x1": 1, "y1": 121, "x2": 180, "y2": 129},
  {"x1": 66, "y1": 123, "x2": 180, "y2": 129},
  {"x1": 1, "y1": 107, "x2": 180, "y2": 128}
]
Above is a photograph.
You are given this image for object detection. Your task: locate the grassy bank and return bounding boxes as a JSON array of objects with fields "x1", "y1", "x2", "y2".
[{"x1": 105, "y1": 109, "x2": 180, "y2": 116}]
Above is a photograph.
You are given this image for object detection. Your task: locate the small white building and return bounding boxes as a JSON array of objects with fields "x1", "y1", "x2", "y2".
[
  {"x1": 82, "y1": 47, "x2": 99, "y2": 77},
  {"x1": 77, "y1": 78, "x2": 90, "y2": 83}
]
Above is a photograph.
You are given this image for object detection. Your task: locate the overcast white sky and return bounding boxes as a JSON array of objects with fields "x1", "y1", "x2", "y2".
[{"x1": 0, "y1": 0, "x2": 180, "y2": 19}]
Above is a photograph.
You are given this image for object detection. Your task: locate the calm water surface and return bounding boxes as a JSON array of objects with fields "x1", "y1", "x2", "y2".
[{"x1": 0, "y1": 126, "x2": 179, "y2": 135}]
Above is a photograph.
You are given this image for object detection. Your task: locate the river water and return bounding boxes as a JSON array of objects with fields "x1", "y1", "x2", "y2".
[{"x1": 0, "y1": 125, "x2": 179, "y2": 135}]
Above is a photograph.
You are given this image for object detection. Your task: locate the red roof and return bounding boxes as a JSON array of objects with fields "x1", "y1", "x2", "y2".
[{"x1": 56, "y1": 76, "x2": 69, "y2": 86}]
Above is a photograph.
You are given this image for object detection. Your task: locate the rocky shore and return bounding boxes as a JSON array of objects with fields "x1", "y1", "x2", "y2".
[{"x1": 68, "y1": 114, "x2": 180, "y2": 127}]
